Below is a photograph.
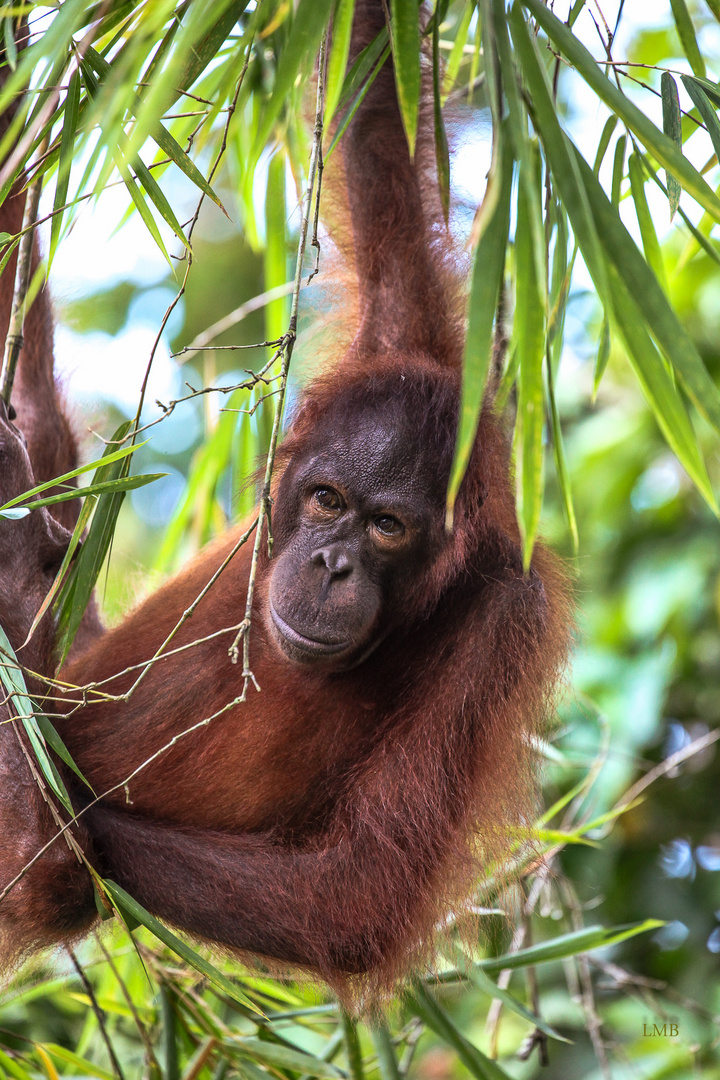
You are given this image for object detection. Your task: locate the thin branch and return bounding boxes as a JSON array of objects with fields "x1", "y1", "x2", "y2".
[
  {"x1": 227, "y1": 30, "x2": 328, "y2": 691},
  {"x1": 0, "y1": 137, "x2": 47, "y2": 406}
]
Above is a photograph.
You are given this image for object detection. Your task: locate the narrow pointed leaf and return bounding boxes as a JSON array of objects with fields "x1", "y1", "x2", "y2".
[
  {"x1": 447, "y1": 945, "x2": 572, "y2": 1042},
  {"x1": 521, "y1": 0, "x2": 720, "y2": 222},
  {"x1": 661, "y1": 72, "x2": 682, "y2": 218},
  {"x1": 0, "y1": 440, "x2": 147, "y2": 510},
  {"x1": 432, "y1": 23, "x2": 450, "y2": 223},
  {"x1": 442, "y1": 2, "x2": 473, "y2": 100},
  {"x1": 325, "y1": 0, "x2": 356, "y2": 126},
  {"x1": 326, "y1": 44, "x2": 392, "y2": 158},
  {"x1": 370, "y1": 1024, "x2": 401, "y2": 1080},
  {"x1": 447, "y1": 141, "x2": 512, "y2": 522},
  {"x1": 593, "y1": 114, "x2": 617, "y2": 173},
  {"x1": 611, "y1": 133, "x2": 626, "y2": 205},
  {"x1": 681, "y1": 74, "x2": 720, "y2": 168},
  {"x1": 547, "y1": 348, "x2": 578, "y2": 552},
  {"x1": 475, "y1": 920, "x2": 665, "y2": 973},
  {"x1": 0, "y1": 626, "x2": 72, "y2": 811},
  {"x1": 49, "y1": 69, "x2": 80, "y2": 267},
  {"x1": 389, "y1": 0, "x2": 421, "y2": 157},
  {"x1": 573, "y1": 146, "x2": 720, "y2": 447},
  {"x1": 12, "y1": 473, "x2": 165, "y2": 512},
  {"x1": 670, "y1": 0, "x2": 705, "y2": 77},
  {"x1": 409, "y1": 984, "x2": 511, "y2": 1080},
  {"x1": 253, "y1": 0, "x2": 335, "y2": 162},
  {"x1": 101, "y1": 880, "x2": 260, "y2": 1012},
  {"x1": 628, "y1": 152, "x2": 667, "y2": 290},
  {"x1": 514, "y1": 150, "x2": 546, "y2": 568},
  {"x1": 593, "y1": 314, "x2": 611, "y2": 395}
]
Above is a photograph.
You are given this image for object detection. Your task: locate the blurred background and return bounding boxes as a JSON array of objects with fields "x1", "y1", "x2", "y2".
[{"x1": 1, "y1": 0, "x2": 719, "y2": 1077}]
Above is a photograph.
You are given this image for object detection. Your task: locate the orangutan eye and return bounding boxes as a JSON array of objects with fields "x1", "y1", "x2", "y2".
[
  {"x1": 373, "y1": 514, "x2": 404, "y2": 538},
  {"x1": 314, "y1": 487, "x2": 342, "y2": 512}
]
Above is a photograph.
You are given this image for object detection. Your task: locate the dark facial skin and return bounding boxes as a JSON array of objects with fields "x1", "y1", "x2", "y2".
[{"x1": 266, "y1": 411, "x2": 446, "y2": 669}]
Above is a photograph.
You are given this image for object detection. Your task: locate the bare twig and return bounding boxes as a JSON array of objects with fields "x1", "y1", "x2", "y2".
[{"x1": 0, "y1": 137, "x2": 47, "y2": 406}]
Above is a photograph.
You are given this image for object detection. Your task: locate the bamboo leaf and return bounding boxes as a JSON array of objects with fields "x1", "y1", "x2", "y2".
[
  {"x1": 446, "y1": 138, "x2": 512, "y2": 524},
  {"x1": 334, "y1": 25, "x2": 389, "y2": 114},
  {"x1": 628, "y1": 152, "x2": 667, "y2": 291},
  {"x1": 232, "y1": 1038, "x2": 345, "y2": 1078},
  {"x1": 341, "y1": 1013, "x2": 364, "y2": 1080},
  {"x1": 49, "y1": 69, "x2": 80, "y2": 268},
  {"x1": 521, "y1": 0, "x2": 720, "y2": 222},
  {"x1": 253, "y1": 0, "x2": 335, "y2": 162},
  {"x1": 661, "y1": 71, "x2": 682, "y2": 218},
  {"x1": 54, "y1": 423, "x2": 136, "y2": 663},
  {"x1": 10, "y1": 473, "x2": 165, "y2": 512},
  {"x1": 593, "y1": 114, "x2": 617, "y2": 173},
  {"x1": 409, "y1": 984, "x2": 511, "y2": 1080},
  {"x1": 0, "y1": 626, "x2": 72, "y2": 811},
  {"x1": 475, "y1": 920, "x2": 665, "y2": 974},
  {"x1": 547, "y1": 346, "x2": 578, "y2": 552},
  {"x1": 442, "y1": 2, "x2": 473, "y2": 100},
  {"x1": 370, "y1": 1024, "x2": 401, "y2": 1080},
  {"x1": 593, "y1": 314, "x2": 611, "y2": 396},
  {"x1": 670, "y1": 0, "x2": 706, "y2": 78},
  {"x1": 326, "y1": 44, "x2": 392, "y2": 158},
  {"x1": 0, "y1": 440, "x2": 148, "y2": 511},
  {"x1": 102, "y1": 880, "x2": 261, "y2": 1013},
  {"x1": 447, "y1": 945, "x2": 573, "y2": 1042},
  {"x1": 389, "y1": 0, "x2": 421, "y2": 158},
  {"x1": 514, "y1": 147, "x2": 546, "y2": 569},
  {"x1": 573, "y1": 146, "x2": 720, "y2": 452},
  {"x1": 325, "y1": 0, "x2": 356, "y2": 126},
  {"x1": 432, "y1": 22, "x2": 450, "y2": 223},
  {"x1": 611, "y1": 133, "x2": 626, "y2": 205},
  {"x1": 681, "y1": 74, "x2": 720, "y2": 168},
  {"x1": 494, "y1": 0, "x2": 546, "y2": 298}
]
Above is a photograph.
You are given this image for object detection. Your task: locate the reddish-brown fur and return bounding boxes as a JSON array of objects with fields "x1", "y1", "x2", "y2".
[{"x1": 0, "y1": 1, "x2": 570, "y2": 994}]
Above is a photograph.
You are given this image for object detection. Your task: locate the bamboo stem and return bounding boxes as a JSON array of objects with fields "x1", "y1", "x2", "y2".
[{"x1": 0, "y1": 141, "x2": 47, "y2": 407}]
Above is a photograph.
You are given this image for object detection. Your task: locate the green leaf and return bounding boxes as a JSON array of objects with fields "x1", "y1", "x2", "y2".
[
  {"x1": 409, "y1": 984, "x2": 511, "y2": 1080},
  {"x1": 325, "y1": 0, "x2": 356, "y2": 126},
  {"x1": 442, "y1": 2, "x2": 473, "y2": 100},
  {"x1": 681, "y1": 74, "x2": 720, "y2": 169},
  {"x1": 573, "y1": 147, "x2": 720, "y2": 456},
  {"x1": 370, "y1": 1024, "x2": 401, "y2": 1080},
  {"x1": 494, "y1": 0, "x2": 546, "y2": 299},
  {"x1": 475, "y1": 920, "x2": 665, "y2": 974},
  {"x1": 231, "y1": 1038, "x2": 345, "y2": 1077},
  {"x1": 593, "y1": 114, "x2": 617, "y2": 173},
  {"x1": 611, "y1": 133, "x2": 626, "y2": 205},
  {"x1": 661, "y1": 71, "x2": 682, "y2": 218},
  {"x1": 628, "y1": 152, "x2": 667, "y2": 291},
  {"x1": 0, "y1": 626, "x2": 73, "y2": 812},
  {"x1": 521, "y1": 0, "x2": 720, "y2": 222},
  {"x1": 593, "y1": 314, "x2": 611, "y2": 396},
  {"x1": 102, "y1": 879, "x2": 261, "y2": 1013},
  {"x1": 514, "y1": 146, "x2": 546, "y2": 569},
  {"x1": 389, "y1": 0, "x2": 421, "y2": 158},
  {"x1": 0, "y1": 440, "x2": 148, "y2": 510},
  {"x1": 49, "y1": 69, "x2": 80, "y2": 268},
  {"x1": 334, "y1": 24, "x2": 389, "y2": 115},
  {"x1": 547, "y1": 345, "x2": 578, "y2": 552},
  {"x1": 446, "y1": 138, "x2": 512, "y2": 524},
  {"x1": 432, "y1": 23, "x2": 450, "y2": 223},
  {"x1": 54, "y1": 423, "x2": 136, "y2": 663},
  {"x1": 326, "y1": 44, "x2": 392, "y2": 159},
  {"x1": 670, "y1": 0, "x2": 705, "y2": 77},
  {"x1": 447, "y1": 945, "x2": 573, "y2": 1043},
  {"x1": 342, "y1": 1012, "x2": 364, "y2": 1080},
  {"x1": 253, "y1": 0, "x2": 335, "y2": 162},
  {"x1": 9, "y1": 474, "x2": 164, "y2": 513}
]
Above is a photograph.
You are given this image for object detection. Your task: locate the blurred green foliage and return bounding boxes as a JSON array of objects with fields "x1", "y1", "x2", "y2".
[{"x1": 1, "y1": 0, "x2": 720, "y2": 1078}]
